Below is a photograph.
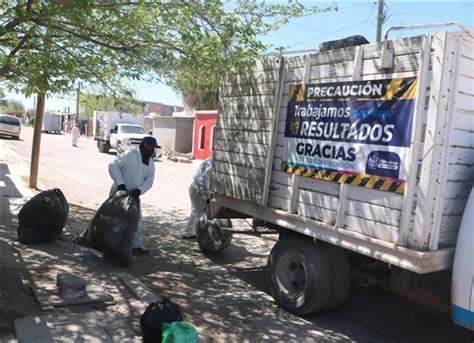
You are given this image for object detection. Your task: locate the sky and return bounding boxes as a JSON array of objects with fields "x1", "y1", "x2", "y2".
[{"x1": 4, "y1": 1, "x2": 473, "y2": 113}]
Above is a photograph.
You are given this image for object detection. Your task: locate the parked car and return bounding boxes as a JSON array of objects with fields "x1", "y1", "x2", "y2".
[{"x1": 0, "y1": 114, "x2": 21, "y2": 140}]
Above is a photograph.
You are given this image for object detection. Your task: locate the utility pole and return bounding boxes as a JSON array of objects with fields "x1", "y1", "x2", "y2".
[{"x1": 376, "y1": 0, "x2": 385, "y2": 43}]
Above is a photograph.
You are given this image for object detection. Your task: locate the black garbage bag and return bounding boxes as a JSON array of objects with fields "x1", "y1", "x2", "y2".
[
  {"x1": 319, "y1": 35, "x2": 369, "y2": 52},
  {"x1": 196, "y1": 214, "x2": 233, "y2": 253},
  {"x1": 76, "y1": 190, "x2": 140, "y2": 267},
  {"x1": 140, "y1": 298, "x2": 183, "y2": 343},
  {"x1": 17, "y1": 188, "x2": 69, "y2": 244}
]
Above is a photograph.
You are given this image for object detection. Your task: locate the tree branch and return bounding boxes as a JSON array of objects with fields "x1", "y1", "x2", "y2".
[
  {"x1": 0, "y1": 19, "x2": 21, "y2": 37},
  {"x1": 32, "y1": 18, "x2": 141, "y2": 52},
  {"x1": 0, "y1": 0, "x2": 34, "y2": 36},
  {"x1": 48, "y1": 39, "x2": 125, "y2": 98},
  {"x1": 8, "y1": 33, "x2": 30, "y2": 57}
]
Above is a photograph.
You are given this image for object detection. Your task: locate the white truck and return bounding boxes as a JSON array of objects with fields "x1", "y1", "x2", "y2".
[
  {"x1": 42, "y1": 113, "x2": 61, "y2": 133},
  {"x1": 208, "y1": 24, "x2": 473, "y2": 330},
  {"x1": 93, "y1": 110, "x2": 153, "y2": 154}
]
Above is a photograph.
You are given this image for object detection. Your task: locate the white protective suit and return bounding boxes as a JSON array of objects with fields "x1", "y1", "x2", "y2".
[
  {"x1": 183, "y1": 158, "x2": 213, "y2": 237},
  {"x1": 71, "y1": 126, "x2": 80, "y2": 146},
  {"x1": 109, "y1": 147, "x2": 155, "y2": 248}
]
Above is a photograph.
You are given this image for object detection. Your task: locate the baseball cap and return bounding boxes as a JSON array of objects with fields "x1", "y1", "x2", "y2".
[{"x1": 141, "y1": 136, "x2": 161, "y2": 149}]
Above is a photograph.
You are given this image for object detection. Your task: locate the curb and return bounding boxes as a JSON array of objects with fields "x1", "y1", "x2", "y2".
[{"x1": 0, "y1": 140, "x2": 36, "y2": 197}]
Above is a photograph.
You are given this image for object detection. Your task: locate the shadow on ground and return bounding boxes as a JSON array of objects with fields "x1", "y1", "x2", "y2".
[{"x1": 1, "y1": 199, "x2": 472, "y2": 342}]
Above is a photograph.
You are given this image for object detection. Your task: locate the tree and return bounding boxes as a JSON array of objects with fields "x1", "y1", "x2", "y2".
[
  {"x1": 1, "y1": 1, "x2": 336, "y2": 95},
  {"x1": 1, "y1": 1, "x2": 337, "y2": 187},
  {"x1": 0, "y1": 88, "x2": 25, "y2": 114},
  {"x1": 79, "y1": 92, "x2": 144, "y2": 117},
  {"x1": 0, "y1": 98, "x2": 25, "y2": 114},
  {"x1": 0, "y1": 88, "x2": 6, "y2": 108}
]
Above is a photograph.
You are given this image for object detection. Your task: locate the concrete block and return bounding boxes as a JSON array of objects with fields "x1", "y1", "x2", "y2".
[{"x1": 57, "y1": 273, "x2": 86, "y2": 300}]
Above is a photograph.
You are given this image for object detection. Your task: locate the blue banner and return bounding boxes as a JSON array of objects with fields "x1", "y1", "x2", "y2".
[{"x1": 282, "y1": 77, "x2": 418, "y2": 192}]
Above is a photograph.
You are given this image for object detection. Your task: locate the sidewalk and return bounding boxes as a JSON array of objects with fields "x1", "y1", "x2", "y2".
[
  {"x1": 0, "y1": 140, "x2": 35, "y2": 342},
  {"x1": 0, "y1": 140, "x2": 155, "y2": 342}
]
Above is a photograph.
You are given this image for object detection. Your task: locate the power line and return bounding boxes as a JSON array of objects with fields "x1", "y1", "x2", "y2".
[
  {"x1": 385, "y1": 3, "x2": 419, "y2": 38},
  {"x1": 291, "y1": 2, "x2": 372, "y2": 40},
  {"x1": 287, "y1": 20, "x2": 370, "y2": 49},
  {"x1": 360, "y1": 2, "x2": 377, "y2": 35},
  {"x1": 394, "y1": 14, "x2": 419, "y2": 37},
  {"x1": 274, "y1": 2, "x2": 372, "y2": 49},
  {"x1": 390, "y1": 7, "x2": 473, "y2": 17},
  {"x1": 277, "y1": 31, "x2": 315, "y2": 50},
  {"x1": 297, "y1": 1, "x2": 372, "y2": 18}
]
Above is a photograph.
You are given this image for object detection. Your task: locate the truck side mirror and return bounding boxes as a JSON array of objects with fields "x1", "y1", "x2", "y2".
[
  {"x1": 110, "y1": 129, "x2": 116, "y2": 134},
  {"x1": 148, "y1": 130, "x2": 153, "y2": 135}
]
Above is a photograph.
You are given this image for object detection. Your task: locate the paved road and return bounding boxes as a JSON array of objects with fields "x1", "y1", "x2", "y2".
[{"x1": 1, "y1": 127, "x2": 472, "y2": 342}]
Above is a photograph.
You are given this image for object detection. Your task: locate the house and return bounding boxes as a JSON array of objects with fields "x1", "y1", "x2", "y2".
[
  {"x1": 192, "y1": 110, "x2": 217, "y2": 160},
  {"x1": 143, "y1": 101, "x2": 183, "y2": 117}
]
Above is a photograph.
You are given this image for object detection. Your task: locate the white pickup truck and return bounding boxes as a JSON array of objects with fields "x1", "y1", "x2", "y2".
[
  {"x1": 109, "y1": 123, "x2": 152, "y2": 154},
  {"x1": 208, "y1": 24, "x2": 473, "y2": 330},
  {"x1": 93, "y1": 111, "x2": 161, "y2": 156}
]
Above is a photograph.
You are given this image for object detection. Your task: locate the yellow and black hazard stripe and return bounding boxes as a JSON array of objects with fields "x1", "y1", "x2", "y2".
[
  {"x1": 288, "y1": 84, "x2": 306, "y2": 102},
  {"x1": 281, "y1": 162, "x2": 405, "y2": 194}
]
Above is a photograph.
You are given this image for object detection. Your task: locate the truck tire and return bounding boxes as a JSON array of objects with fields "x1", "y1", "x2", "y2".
[
  {"x1": 266, "y1": 237, "x2": 332, "y2": 315},
  {"x1": 320, "y1": 242, "x2": 351, "y2": 310},
  {"x1": 98, "y1": 140, "x2": 109, "y2": 153},
  {"x1": 196, "y1": 215, "x2": 233, "y2": 253}
]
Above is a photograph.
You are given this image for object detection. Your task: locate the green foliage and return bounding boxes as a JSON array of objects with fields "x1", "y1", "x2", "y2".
[
  {"x1": 80, "y1": 91, "x2": 144, "y2": 117},
  {"x1": 0, "y1": 97, "x2": 25, "y2": 114},
  {"x1": 0, "y1": 1, "x2": 337, "y2": 107}
]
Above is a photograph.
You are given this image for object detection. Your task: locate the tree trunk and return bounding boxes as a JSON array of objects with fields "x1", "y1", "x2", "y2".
[{"x1": 29, "y1": 92, "x2": 46, "y2": 189}]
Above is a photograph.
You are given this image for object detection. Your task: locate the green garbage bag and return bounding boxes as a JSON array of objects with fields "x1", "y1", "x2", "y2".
[{"x1": 162, "y1": 321, "x2": 198, "y2": 343}]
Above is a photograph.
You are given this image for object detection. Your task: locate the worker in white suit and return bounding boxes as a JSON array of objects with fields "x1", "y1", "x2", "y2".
[
  {"x1": 109, "y1": 136, "x2": 159, "y2": 255},
  {"x1": 183, "y1": 158, "x2": 213, "y2": 239},
  {"x1": 71, "y1": 123, "x2": 80, "y2": 147}
]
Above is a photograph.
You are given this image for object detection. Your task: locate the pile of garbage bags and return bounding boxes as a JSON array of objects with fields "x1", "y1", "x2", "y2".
[
  {"x1": 141, "y1": 298, "x2": 198, "y2": 343},
  {"x1": 191, "y1": 158, "x2": 233, "y2": 253},
  {"x1": 76, "y1": 190, "x2": 140, "y2": 267},
  {"x1": 17, "y1": 188, "x2": 69, "y2": 244},
  {"x1": 196, "y1": 215, "x2": 233, "y2": 253}
]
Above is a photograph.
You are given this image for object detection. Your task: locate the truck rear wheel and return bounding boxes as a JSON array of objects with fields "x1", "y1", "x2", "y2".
[
  {"x1": 266, "y1": 237, "x2": 332, "y2": 315},
  {"x1": 321, "y1": 242, "x2": 351, "y2": 310},
  {"x1": 98, "y1": 140, "x2": 109, "y2": 153}
]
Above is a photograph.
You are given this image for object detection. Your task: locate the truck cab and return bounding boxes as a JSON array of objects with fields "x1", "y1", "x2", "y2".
[
  {"x1": 109, "y1": 123, "x2": 162, "y2": 157},
  {"x1": 94, "y1": 111, "x2": 162, "y2": 157},
  {"x1": 110, "y1": 123, "x2": 148, "y2": 154}
]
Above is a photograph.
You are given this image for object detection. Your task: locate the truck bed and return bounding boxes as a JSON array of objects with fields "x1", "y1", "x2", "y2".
[{"x1": 210, "y1": 30, "x2": 474, "y2": 273}]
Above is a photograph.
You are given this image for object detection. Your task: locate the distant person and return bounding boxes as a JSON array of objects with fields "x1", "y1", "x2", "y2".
[
  {"x1": 183, "y1": 158, "x2": 213, "y2": 239},
  {"x1": 108, "y1": 136, "x2": 159, "y2": 255},
  {"x1": 71, "y1": 124, "x2": 80, "y2": 147}
]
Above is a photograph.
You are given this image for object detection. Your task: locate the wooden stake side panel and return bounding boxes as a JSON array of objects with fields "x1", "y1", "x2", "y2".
[
  {"x1": 212, "y1": 32, "x2": 471, "y2": 251},
  {"x1": 212, "y1": 57, "x2": 280, "y2": 204},
  {"x1": 436, "y1": 33, "x2": 474, "y2": 247},
  {"x1": 269, "y1": 36, "x2": 423, "y2": 244}
]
